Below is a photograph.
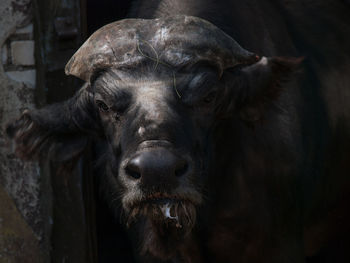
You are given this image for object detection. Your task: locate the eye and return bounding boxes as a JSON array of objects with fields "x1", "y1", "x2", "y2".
[
  {"x1": 202, "y1": 91, "x2": 217, "y2": 104},
  {"x1": 96, "y1": 100, "x2": 109, "y2": 112}
]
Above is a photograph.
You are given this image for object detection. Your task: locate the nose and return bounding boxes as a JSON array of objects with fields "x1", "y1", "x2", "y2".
[{"x1": 125, "y1": 148, "x2": 189, "y2": 189}]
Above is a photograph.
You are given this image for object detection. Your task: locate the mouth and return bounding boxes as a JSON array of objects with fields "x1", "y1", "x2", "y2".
[
  {"x1": 141, "y1": 192, "x2": 187, "y2": 205},
  {"x1": 126, "y1": 193, "x2": 197, "y2": 232}
]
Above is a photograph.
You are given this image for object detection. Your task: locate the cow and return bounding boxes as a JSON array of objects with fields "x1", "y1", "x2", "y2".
[{"x1": 6, "y1": 0, "x2": 350, "y2": 262}]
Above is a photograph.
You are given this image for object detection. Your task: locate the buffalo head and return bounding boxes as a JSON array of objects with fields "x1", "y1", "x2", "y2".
[{"x1": 6, "y1": 15, "x2": 301, "y2": 260}]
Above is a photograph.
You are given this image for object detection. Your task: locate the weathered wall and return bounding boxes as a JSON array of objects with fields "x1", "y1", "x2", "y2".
[{"x1": 0, "y1": 0, "x2": 47, "y2": 262}]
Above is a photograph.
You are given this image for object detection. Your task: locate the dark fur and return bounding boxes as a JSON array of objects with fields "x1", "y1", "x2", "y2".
[{"x1": 7, "y1": 0, "x2": 350, "y2": 262}]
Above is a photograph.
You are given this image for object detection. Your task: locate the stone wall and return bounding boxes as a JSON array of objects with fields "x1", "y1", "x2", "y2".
[
  {"x1": 3, "y1": 23, "x2": 36, "y2": 87},
  {"x1": 0, "y1": 0, "x2": 47, "y2": 262}
]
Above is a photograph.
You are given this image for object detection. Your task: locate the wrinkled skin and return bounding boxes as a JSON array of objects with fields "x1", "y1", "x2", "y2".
[{"x1": 6, "y1": 0, "x2": 350, "y2": 262}]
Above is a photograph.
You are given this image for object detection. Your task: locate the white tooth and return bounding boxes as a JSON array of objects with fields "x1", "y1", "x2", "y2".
[{"x1": 161, "y1": 203, "x2": 178, "y2": 221}]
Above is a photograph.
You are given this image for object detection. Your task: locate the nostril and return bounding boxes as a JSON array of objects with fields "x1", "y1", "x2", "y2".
[
  {"x1": 125, "y1": 160, "x2": 142, "y2": 180},
  {"x1": 175, "y1": 162, "x2": 189, "y2": 177}
]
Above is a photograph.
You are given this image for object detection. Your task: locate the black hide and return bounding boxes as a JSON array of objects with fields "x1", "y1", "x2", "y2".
[{"x1": 7, "y1": 0, "x2": 350, "y2": 262}]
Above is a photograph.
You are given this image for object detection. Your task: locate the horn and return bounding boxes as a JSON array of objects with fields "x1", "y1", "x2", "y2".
[{"x1": 65, "y1": 15, "x2": 259, "y2": 82}]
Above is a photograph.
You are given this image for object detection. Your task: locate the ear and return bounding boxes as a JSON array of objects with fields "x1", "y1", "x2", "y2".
[
  {"x1": 223, "y1": 56, "x2": 303, "y2": 122},
  {"x1": 6, "y1": 84, "x2": 99, "y2": 162}
]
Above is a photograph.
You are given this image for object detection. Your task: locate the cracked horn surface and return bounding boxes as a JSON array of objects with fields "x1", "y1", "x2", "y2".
[{"x1": 65, "y1": 15, "x2": 258, "y2": 82}]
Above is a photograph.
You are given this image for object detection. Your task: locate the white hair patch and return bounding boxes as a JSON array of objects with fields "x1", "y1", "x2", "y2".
[{"x1": 258, "y1": 56, "x2": 268, "y2": 66}]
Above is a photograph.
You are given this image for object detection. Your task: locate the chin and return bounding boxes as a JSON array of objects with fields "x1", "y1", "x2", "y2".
[{"x1": 124, "y1": 194, "x2": 198, "y2": 260}]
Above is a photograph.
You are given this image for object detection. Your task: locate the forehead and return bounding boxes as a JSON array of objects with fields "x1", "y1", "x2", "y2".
[
  {"x1": 93, "y1": 68, "x2": 174, "y2": 91},
  {"x1": 92, "y1": 63, "x2": 220, "y2": 101},
  {"x1": 94, "y1": 71, "x2": 189, "y2": 103}
]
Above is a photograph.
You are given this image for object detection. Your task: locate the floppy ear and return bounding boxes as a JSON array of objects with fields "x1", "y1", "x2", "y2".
[
  {"x1": 221, "y1": 56, "x2": 303, "y2": 122},
  {"x1": 6, "y1": 84, "x2": 99, "y2": 162}
]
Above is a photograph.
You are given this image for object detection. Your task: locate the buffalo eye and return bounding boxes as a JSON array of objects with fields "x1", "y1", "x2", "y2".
[
  {"x1": 202, "y1": 91, "x2": 217, "y2": 104},
  {"x1": 96, "y1": 100, "x2": 109, "y2": 112}
]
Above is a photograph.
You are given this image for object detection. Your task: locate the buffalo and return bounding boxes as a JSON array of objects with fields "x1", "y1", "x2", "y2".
[{"x1": 6, "y1": 0, "x2": 350, "y2": 262}]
